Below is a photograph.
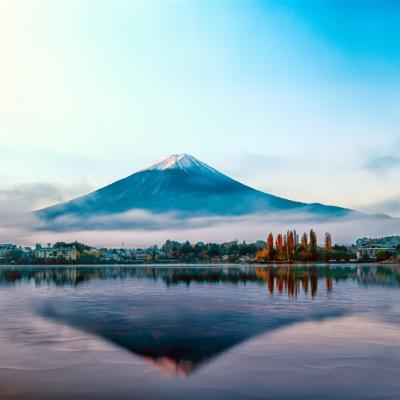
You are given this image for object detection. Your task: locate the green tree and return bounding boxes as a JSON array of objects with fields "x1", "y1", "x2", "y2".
[{"x1": 375, "y1": 250, "x2": 393, "y2": 262}]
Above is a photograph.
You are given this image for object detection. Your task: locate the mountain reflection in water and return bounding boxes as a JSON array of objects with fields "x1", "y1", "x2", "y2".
[{"x1": 1, "y1": 265, "x2": 399, "y2": 376}]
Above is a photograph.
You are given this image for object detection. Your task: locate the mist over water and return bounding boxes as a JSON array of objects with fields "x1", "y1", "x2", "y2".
[{"x1": 0, "y1": 264, "x2": 399, "y2": 399}]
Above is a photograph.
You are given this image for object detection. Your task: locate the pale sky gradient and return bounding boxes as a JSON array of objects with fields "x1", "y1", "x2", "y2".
[{"x1": 1, "y1": 0, "x2": 400, "y2": 216}]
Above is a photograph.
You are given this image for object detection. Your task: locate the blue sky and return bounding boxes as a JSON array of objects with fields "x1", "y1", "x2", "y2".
[{"x1": 1, "y1": 0, "x2": 399, "y2": 216}]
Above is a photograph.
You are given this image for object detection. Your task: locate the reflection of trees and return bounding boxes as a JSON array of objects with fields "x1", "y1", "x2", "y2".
[
  {"x1": 0, "y1": 265, "x2": 399, "y2": 297},
  {"x1": 326, "y1": 276, "x2": 333, "y2": 292},
  {"x1": 311, "y1": 269, "x2": 318, "y2": 298},
  {"x1": 302, "y1": 271, "x2": 309, "y2": 295},
  {"x1": 255, "y1": 267, "x2": 319, "y2": 297}
]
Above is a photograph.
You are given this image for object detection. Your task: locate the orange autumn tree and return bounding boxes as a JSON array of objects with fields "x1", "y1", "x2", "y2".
[
  {"x1": 255, "y1": 249, "x2": 267, "y2": 262},
  {"x1": 255, "y1": 233, "x2": 270, "y2": 262},
  {"x1": 256, "y1": 229, "x2": 336, "y2": 263},
  {"x1": 309, "y1": 229, "x2": 317, "y2": 251},
  {"x1": 309, "y1": 229, "x2": 318, "y2": 261},
  {"x1": 300, "y1": 232, "x2": 309, "y2": 259},
  {"x1": 283, "y1": 234, "x2": 287, "y2": 261},
  {"x1": 275, "y1": 234, "x2": 284, "y2": 261},
  {"x1": 324, "y1": 232, "x2": 332, "y2": 251},
  {"x1": 255, "y1": 247, "x2": 268, "y2": 262},
  {"x1": 266, "y1": 232, "x2": 274, "y2": 261},
  {"x1": 286, "y1": 230, "x2": 296, "y2": 262},
  {"x1": 293, "y1": 229, "x2": 299, "y2": 248}
]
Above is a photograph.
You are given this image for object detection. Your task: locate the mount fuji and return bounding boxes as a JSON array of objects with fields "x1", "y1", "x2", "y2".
[{"x1": 37, "y1": 153, "x2": 357, "y2": 228}]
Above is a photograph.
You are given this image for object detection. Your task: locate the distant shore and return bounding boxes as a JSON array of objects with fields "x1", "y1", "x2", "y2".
[
  {"x1": 381, "y1": 256, "x2": 400, "y2": 264},
  {"x1": 0, "y1": 261, "x2": 399, "y2": 267}
]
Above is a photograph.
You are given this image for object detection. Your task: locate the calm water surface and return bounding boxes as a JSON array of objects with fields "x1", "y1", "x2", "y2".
[{"x1": 0, "y1": 264, "x2": 399, "y2": 400}]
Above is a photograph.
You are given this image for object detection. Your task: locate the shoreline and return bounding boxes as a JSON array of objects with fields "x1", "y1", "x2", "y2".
[{"x1": 0, "y1": 262, "x2": 399, "y2": 268}]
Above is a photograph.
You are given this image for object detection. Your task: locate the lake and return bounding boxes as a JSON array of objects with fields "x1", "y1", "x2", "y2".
[{"x1": 0, "y1": 264, "x2": 399, "y2": 399}]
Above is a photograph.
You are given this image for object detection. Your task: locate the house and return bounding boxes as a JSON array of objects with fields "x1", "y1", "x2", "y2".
[
  {"x1": 35, "y1": 244, "x2": 78, "y2": 261},
  {"x1": 135, "y1": 250, "x2": 146, "y2": 262},
  {"x1": 356, "y1": 244, "x2": 396, "y2": 260},
  {"x1": 0, "y1": 244, "x2": 17, "y2": 259},
  {"x1": 100, "y1": 249, "x2": 123, "y2": 262},
  {"x1": 239, "y1": 255, "x2": 252, "y2": 264}
]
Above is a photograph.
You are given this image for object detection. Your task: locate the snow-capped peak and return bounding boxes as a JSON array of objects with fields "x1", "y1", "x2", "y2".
[{"x1": 141, "y1": 153, "x2": 221, "y2": 175}]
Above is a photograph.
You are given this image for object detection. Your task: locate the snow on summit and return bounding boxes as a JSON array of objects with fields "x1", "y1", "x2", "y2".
[{"x1": 142, "y1": 153, "x2": 220, "y2": 175}]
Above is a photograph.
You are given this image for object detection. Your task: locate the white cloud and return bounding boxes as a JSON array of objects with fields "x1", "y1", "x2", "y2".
[
  {"x1": 0, "y1": 182, "x2": 92, "y2": 213},
  {"x1": 2, "y1": 207, "x2": 399, "y2": 248}
]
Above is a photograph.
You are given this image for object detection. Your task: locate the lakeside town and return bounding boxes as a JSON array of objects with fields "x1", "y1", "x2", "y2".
[{"x1": 1, "y1": 231, "x2": 399, "y2": 265}]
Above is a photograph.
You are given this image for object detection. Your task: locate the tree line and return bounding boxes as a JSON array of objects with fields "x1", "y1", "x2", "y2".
[{"x1": 255, "y1": 229, "x2": 355, "y2": 263}]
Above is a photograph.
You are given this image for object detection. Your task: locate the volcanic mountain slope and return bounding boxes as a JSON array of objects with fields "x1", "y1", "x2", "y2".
[{"x1": 37, "y1": 153, "x2": 353, "y2": 223}]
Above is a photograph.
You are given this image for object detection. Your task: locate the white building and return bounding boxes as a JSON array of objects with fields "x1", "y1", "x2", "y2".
[
  {"x1": 356, "y1": 244, "x2": 396, "y2": 260},
  {"x1": 100, "y1": 248, "x2": 134, "y2": 262},
  {"x1": 0, "y1": 244, "x2": 16, "y2": 259},
  {"x1": 135, "y1": 251, "x2": 146, "y2": 262},
  {"x1": 35, "y1": 244, "x2": 78, "y2": 261}
]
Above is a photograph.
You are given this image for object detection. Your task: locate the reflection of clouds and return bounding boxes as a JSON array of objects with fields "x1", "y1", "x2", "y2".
[
  {"x1": 142, "y1": 356, "x2": 194, "y2": 376},
  {"x1": 202, "y1": 316, "x2": 400, "y2": 399},
  {"x1": 247, "y1": 315, "x2": 400, "y2": 359},
  {"x1": 35, "y1": 266, "x2": 353, "y2": 376},
  {"x1": 0, "y1": 266, "x2": 399, "y2": 397},
  {"x1": 0, "y1": 311, "x2": 398, "y2": 398}
]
